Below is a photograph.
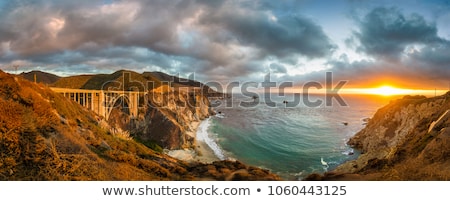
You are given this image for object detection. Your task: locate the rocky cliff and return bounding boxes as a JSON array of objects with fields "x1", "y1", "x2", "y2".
[
  {"x1": 309, "y1": 94, "x2": 450, "y2": 180},
  {"x1": 131, "y1": 86, "x2": 214, "y2": 149}
]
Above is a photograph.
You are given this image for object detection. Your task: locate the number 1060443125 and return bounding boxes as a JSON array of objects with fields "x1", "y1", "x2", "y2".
[{"x1": 267, "y1": 185, "x2": 347, "y2": 196}]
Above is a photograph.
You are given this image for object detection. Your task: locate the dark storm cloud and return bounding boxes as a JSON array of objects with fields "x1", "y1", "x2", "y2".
[
  {"x1": 198, "y1": 6, "x2": 336, "y2": 59},
  {"x1": 354, "y1": 7, "x2": 440, "y2": 60},
  {"x1": 406, "y1": 41, "x2": 450, "y2": 80},
  {"x1": 409, "y1": 41, "x2": 450, "y2": 67}
]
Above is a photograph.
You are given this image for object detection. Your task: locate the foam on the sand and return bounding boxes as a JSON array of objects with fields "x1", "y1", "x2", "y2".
[
  {"x1": 196, "y1": 118, "x2": 226, "y2": 160},
  {"x1": 167, "y1": 118, "x2": 223, "y2": 163}
]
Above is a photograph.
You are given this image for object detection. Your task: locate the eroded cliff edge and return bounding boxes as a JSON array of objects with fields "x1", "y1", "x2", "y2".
[
  {"x1": 132, "y1": 87, "x2": 214, "y2": 149},
  {"x1": 308, "y1": 93, "x2": 450, "y2": 180}
]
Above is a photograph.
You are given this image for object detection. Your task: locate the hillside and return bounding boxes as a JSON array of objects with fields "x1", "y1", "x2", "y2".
[
  {"x1": 0, "y1": 70, "x2": 280, "y2": 181},
  {"x1": 19, "y1": 70, "x2": 60, "y2": 84},
  {"x1": 143, "y1": 71, "x2": 203, "y2": 88},
  {"x1": 143, "y1": 71, "x2": 225, "y2": 97},
  {"x1": 51, "y1": 75, "x2": 94, "y2": 89},
  {"x1": 52, "y1": 70, "x2": 224, "y2": 98},
  {"x1": 307, "y1": 94, "x2": 450, "y2": 180},
  {"x1": 52, "y1": 70, "x2": 163, "y2": 91},
  {"x1": 81, "y1": 70, "x2": 154, "y2": 91}
]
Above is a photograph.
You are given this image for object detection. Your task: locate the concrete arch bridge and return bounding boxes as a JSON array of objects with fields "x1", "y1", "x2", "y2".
[{"x1": 50, "y1": 87, "x2": 146, "y2": 120}]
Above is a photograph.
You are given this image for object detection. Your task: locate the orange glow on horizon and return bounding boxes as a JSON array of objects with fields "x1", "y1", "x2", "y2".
[
  {"x1": 339, "y1": 85, "x2": 446, "y2": 96},
  {"x1": 280, "y1": 84, "x2": 447, "y2": 97},
  {"x1": 362, "y1": 85, "x2": 413, "y2": 96}
]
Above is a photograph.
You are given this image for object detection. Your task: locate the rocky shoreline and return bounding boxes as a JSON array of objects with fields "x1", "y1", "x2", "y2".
[{"x1": 306, "y1": 93, "x2": 450, "y2": 180}]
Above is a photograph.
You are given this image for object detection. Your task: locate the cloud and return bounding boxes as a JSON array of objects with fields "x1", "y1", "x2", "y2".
[
  {"x1": 0, "y1": 0, "x2": 335, "y2": 82},
  {"x1": 407, "y1": 40, "x2": 450, "y2": 79},
  {"x1": 269, "y1": 63, "x2": 287, "y2": 74},
  {"x1": 298, "y1": 6, "x2": 450, "y2": 89},
  {"x1": 198, "y1": 4, "x2": 336, "y2": 59},
  {"x1": 0, "y1": 1, "x2": 199, "y2": 62},
  {"x1": 284, "y1": 7, "x2": 450, "y2": 89},
  {"x1": 354, "y1": 7, "x2": 440, "y2": 60},
  {"x1": 1, "y1": 1, "x2": 448, "y2": 90},
  {"x1": 291, "y1": 41, "x2": 450, "y2": 89}
]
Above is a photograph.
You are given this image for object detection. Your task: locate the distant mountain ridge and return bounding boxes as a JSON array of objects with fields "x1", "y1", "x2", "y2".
[
  {"x1": 20, "y1": 70, "x2": 223, "y2": 97},
  {"x1": 22, "y1": 70, "x2": 222, "y2": 96},
  {"x1": 19, "y1": 70, "x2": 61, "y2": 84},
  {"x1": 52, "y1": 74, "x2": 93, "y2": 89}
]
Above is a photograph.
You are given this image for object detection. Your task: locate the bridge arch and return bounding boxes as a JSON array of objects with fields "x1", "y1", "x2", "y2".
[{"x1": 106, "y1": 94, "x2": 132, "y2": 121}]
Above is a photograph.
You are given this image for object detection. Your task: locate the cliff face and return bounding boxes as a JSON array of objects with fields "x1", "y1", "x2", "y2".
[
  {"x1": 131, "y1": 87, "x2": 214, "y2": 149},
  {"x1": 328, "y1": 94, "x2": 450, "y2": 180}
]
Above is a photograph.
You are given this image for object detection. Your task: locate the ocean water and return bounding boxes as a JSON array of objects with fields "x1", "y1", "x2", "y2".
[{"x1": 198, "y1": 93, "x2": 392, "y2": 180}]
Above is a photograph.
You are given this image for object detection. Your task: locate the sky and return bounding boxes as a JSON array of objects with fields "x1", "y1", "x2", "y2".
[{"x1": 0, "y1": 0, "x2": 450, "y2": 89}]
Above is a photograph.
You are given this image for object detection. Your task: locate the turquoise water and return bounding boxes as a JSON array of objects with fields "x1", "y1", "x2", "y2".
[{"x1": 202, "y1": 94, "x2": 390, "y2": 180}]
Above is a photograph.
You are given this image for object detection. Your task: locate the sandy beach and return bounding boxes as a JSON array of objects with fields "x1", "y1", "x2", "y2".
[{"x1": 167, "y1": 119, "x2": 220, "y2": 163}]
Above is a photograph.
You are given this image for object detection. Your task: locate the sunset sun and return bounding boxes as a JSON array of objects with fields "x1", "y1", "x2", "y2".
[{"x1": 368, "y1": 86, "x2": 411, "y2": 96}]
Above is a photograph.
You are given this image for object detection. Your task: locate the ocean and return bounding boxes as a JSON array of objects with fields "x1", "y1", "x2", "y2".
[{"x1": 197, "y1": 93, "x2": 393, "y2": 180}]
